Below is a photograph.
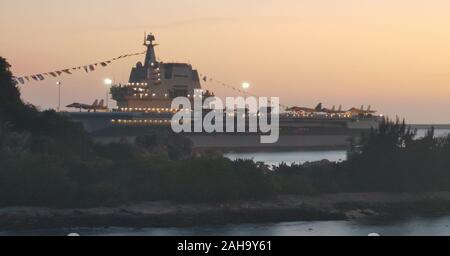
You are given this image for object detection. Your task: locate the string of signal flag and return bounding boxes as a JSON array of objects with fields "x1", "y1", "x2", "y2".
[
  {"x1": 12, "y1": 51, "x2": 286, "y2": 109},
  {"x1": 12, "y1": 51, "x2": 146, "y2": 85},
  {"x1": 200, "y1": 75, "x2": 289, "y2": 109}
]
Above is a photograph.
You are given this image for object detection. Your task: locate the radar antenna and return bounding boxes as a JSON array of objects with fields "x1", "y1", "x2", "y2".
[{"x1": 143, "y1": 32, "x2": 158, "y2": 66}]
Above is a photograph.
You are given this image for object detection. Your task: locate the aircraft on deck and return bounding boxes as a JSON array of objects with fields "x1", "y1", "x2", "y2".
[
  {"x1": 323, "y1": 105, "x2": 345, "y2": 115},
  {"x1": 347, "y1": 105, "x2": 377, "y2": 115},
  {"x1": 287, "y1": 103, "x2": 323, "y2": 113},
  {"x1": 66, "y1": 99, "x2": 108, "y2": 112},
  {"x1": 286, "y1": 103, "x2": 378, "y2": 117}
]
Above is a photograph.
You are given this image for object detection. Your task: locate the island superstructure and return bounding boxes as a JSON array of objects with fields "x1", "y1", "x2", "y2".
[{"x1": 111, "y1": 33, "x2": 202, "y2": 110}]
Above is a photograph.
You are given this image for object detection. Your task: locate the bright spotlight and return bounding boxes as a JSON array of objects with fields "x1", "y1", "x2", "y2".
[
  {"x1": 104, "y1": 78, "x2": 113, "y2": 86},
  {"x1": 242, "y1": 82, "x2": 251, "y2": 90}
]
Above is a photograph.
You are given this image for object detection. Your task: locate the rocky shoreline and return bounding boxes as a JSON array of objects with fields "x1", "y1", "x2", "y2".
[{"x1": 2, "y1": 192, "x2": 450, "y2": 230}]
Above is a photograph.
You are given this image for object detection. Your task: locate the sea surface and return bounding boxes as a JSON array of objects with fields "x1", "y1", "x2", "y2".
[
  {"x1": 225, "y1": 128, "x2": 450, "y2": 166},
  {"x1": 225, "y1": 150, "x2": 347, "y2": 166},
  {"x1": 415, "y1": 128, "x2": 450, "y2": 138},
  {"x1": 3, "y1": 217, "x2": 450, "y2": 236}
]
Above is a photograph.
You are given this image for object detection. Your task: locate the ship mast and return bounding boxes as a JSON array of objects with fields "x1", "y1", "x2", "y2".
[{"x1": 143, "y1": 33, "x2": 158, "y2": 67}]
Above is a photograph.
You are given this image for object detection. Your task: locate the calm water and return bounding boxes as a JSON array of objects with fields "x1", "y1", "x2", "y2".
[
  {"x1": 225, "y1": 150, "x2": 347, "y2": 166},
  {"x1": 3, "y1": 217, "x2": 450, "y2": 236},
  {"x1": 415, "y1": 128, "x2": 450, "y2": 138},
  {"x1": 225, "y1": 129, "x2": 450, "y2": 166}
]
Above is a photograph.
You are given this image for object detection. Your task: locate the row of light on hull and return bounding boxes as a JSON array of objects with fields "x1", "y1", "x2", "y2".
[
  {"x1": 288, "y1": 113, "x2": 383, "y2": 119},
  {"x1": 118, "y1": 108, "x2": 266, "y2": 116},
  {"x1": 131, "y1": 94, "x2": 200, "y2": 99},
  {"x1": 289, "y1": 113, "x2": 353, "y2": 118},
  {"x1": 111, "y1": 119, "x2": 173, "y2": 125},
  {"x1": 119, "y1": 107, "x2": 191, "y2": 113},
  {"x1": 133, "y1": 93, "x2": 161, "y2": 97},
  {"x1": 124, "y1": 83, "x2": 149, "y2": 86}
]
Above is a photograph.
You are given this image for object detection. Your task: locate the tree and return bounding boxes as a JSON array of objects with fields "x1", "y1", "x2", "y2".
[
  {"x1": 0, "y1": 57, "x2": 24, "y2": 117},
  {"x1": 0, "y1": 57, "x2": 21, "y2": 105}
]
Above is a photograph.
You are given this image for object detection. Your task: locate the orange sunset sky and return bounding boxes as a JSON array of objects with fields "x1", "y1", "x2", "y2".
[{"x1": 1, "y1": 0, "x2": 450, "y2": 123}]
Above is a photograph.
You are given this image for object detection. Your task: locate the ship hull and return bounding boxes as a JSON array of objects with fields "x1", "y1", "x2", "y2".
[{"x1": 64, "y1": 112, "x2": 379, "y2": 152}]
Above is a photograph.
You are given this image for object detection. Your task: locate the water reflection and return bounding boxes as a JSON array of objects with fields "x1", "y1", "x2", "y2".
[
  {"x1": 3, "y1": 217, "x2": 450, "y2": 236},
  {"x1": 415, "y1": 129, "x2": 450, "y2": 138},
  {"x1": 225, "y1": 150, "x2": 347, "y2": 166},
  {"x1": 225, "y1": 129, "x2": 450, "y2": 167}
]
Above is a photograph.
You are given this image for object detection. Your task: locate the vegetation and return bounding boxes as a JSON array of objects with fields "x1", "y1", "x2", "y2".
[
  {"x1": 270, "y1": 119, "x2": 450, "y2": 195},
  {"x1": 2, "y1": 56, "x2": 450, "y2": 208},
  {"x1": 0, "y1": 57, "x2": 273, "y2": 207}
]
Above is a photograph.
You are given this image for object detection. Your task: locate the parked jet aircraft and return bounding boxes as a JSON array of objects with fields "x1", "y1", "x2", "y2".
[
  {"x1": 323, "y1": 105, "x2": 345, "y2": 114},
  {"x1": 66, "y1": 99, "x2": 107, "y2": 112},
  {"x1": 287, "y1": 103, "x2": 323, "y2": 113},
  {"x1": 347, "y1": 105, "x2": 377, "y2": 115}
]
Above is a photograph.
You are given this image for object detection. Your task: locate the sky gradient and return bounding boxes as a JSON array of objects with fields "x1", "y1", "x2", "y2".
[{"x1": 1, "y1": 0, "x2": 450, "y2": 123}]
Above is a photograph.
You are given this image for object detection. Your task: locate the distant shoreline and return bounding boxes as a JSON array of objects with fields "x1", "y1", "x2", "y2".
[{"x1": 2, "y1": 192, "x2": 450, "y2": 231}]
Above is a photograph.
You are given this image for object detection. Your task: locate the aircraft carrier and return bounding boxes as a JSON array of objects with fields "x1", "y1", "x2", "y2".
[{"x1": 65, "y1": 33, "x2": 382, "y2": 152}]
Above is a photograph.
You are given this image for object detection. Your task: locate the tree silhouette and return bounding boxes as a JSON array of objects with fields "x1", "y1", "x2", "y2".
[{"x1": 0, "y1": 57, "x2": 24, "y2": 117}]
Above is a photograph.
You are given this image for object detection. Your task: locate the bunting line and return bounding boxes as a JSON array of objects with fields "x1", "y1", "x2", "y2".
[{"x1": 13, "y1": 51, "x2": 146, "y2": 85}]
